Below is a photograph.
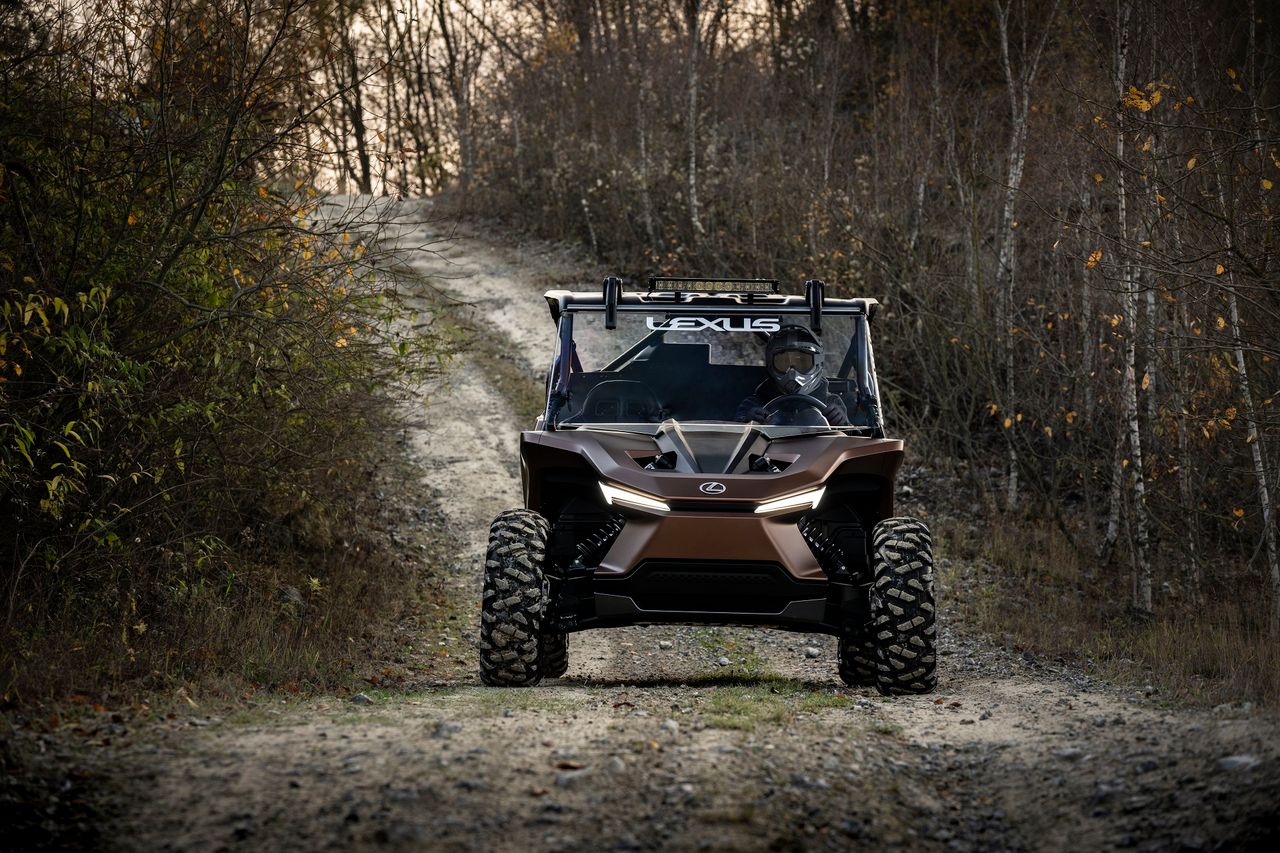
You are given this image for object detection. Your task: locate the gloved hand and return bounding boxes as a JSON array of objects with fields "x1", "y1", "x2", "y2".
[
  {"x1": 822, "y1": 398, "x2": 850, "y2": 426},
  {"x1": 743, "y1": 404, "x2": 769, "y2": 423}
]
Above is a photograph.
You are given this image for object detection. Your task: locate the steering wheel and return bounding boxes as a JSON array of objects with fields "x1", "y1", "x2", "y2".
[{"x1": 763, "y1": 394, "x2": 829, "y2": 426}]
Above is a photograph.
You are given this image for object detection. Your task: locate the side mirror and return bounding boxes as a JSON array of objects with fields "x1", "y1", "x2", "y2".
[
  {"x1": 603, "y1": 275, "x2": 621, "y2": 329},
  {"x1": 804, "y1": 279, "x2": 825, "y2": 334}
]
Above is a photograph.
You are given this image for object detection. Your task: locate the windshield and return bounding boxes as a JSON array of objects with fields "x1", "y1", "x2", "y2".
[{"x1": 545, "y1": 309, "x2": 882, "y2": 436}]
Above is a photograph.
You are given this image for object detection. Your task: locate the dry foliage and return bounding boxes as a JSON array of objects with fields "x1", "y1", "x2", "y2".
[{"x1": 0, "y1": 0, "x2": 446, "y2": 702}]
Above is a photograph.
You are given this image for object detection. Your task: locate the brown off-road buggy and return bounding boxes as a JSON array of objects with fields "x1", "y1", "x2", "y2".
[{"x1": 479, "y1": 277, "x2": 936, "y2": 695}]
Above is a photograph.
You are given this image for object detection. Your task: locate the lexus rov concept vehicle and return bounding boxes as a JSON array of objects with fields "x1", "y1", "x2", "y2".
[{"x1": 479, "y1": 277, "x2": 935, "y2": 695}]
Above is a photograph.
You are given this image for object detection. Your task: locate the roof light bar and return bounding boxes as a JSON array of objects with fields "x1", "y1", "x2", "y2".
[{"x1": 647, "y1": 277, "x2": 779, "y2": 294}]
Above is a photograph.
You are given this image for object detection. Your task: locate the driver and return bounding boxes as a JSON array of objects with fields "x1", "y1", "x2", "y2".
[{"x1": 736, "y1": 326, "x2": 850, "y2": 426}]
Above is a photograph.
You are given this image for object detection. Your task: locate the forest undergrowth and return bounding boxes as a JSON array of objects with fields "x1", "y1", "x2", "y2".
[{"x1": 0, "y1": 1, "x2": 452, "y2": 706}]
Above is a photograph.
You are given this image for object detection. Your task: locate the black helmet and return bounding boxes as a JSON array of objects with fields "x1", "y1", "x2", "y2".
[{"x1": 765, "y1": 326, "x2": 823, "y2": 395}]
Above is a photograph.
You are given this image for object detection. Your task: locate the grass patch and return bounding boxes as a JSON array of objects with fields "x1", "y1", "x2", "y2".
[
  {"x1": 692, "y1": 628, "x2": 770, "y2": 674},
  {"x1": 401, "y1": 263, "x2": 546, "y2": 427},
  {"x1": 939, "y1": 516, "x2": 1280, "y2": 709},
  {"x1": 702, "y1": 679, "x2": 851, "y2": 732},
  {"x1": 871, "y1": 721, "x2": 904, "y2": 737},
  {"x1": 466, "y1": 331, "x2": 546, "y2": 427}
]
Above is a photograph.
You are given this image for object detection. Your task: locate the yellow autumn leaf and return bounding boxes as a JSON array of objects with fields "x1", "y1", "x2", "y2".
[
  {"x1": 1216, "y1": 316, "x2": 1226, "y2": 330},
  {"x1": 335, "y1": 337, "x2": 348, "y2": 348},
  {"x1": 1232, "y1": 507, "x2": 1245, "y2": 518},
  {"x1": 1141, "y1": 371, "x2": 1150, "y2": 390},
  {"x1": 1015, "y1": 413, "x2": 1024, "y2": 423},
  {"x1": 127, "y1": 213, "x2": 138, "y2": 226},
  {"x1": 1094, "y1": 173, "x2": 1104, "y2": 183},
  {"x1": 1086, "y1": 249, "x2": 1103, "y2": 269},
  {"x1": 1002, "y1": 417, "x2": 1013, "y2": 429},
  {"x1": 1121, "y1": 86, "x2": 1151, "y2": 111},
  {"x1": 1263, "y1": 179, "x2": 1274, "y2": 191},
  {"x1": 1226, "y1": 67, "x2": 1236, "y2": 80},
  {"x1": 1065, "y1": 410, "x2": 1078, "y2": 424},
  {"x1": 1186, "y1": 157, "x2": 1196, "y2": 170},
  {"x1": 1215, "y1": 263, "x2": 1225, "y2": 275},
  {"x1": 1043, "y1": 426, "x2": 1053, "y2": 437},
  {"x1": 258, "y1": 186, "x2": 268, "y2": 198}
]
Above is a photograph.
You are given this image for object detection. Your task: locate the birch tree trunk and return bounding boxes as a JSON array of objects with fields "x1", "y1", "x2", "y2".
[
  {"x1": 684, "y1": 0, "x2": 706, "y2": 242},
  {"x1": 1112, "y1": 0, "x2": 1151, "y2": 614},
  {"x1": 1174, "y1": 303, "x2": 1200, "y2": 589},
  {"x1": 1101, "y1": 420, "x2": 1125, "y2": 566},
  {"x1": 1215, "y1": 177, "x2": 1280, "y2": 633},
  {"x1": 993, "y1": 0, "x2": 1059, "y2": 509},
  {"x1": 637, "y1": 77, "x2": 658, "y2": 250}
]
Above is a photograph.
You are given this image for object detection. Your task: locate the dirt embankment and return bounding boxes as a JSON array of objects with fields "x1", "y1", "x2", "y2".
[{"x1": 9, "y1": 205, "x2": 1280, "y2": 852}]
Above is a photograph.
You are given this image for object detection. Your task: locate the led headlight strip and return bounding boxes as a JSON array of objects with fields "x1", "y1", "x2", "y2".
[
  {"x1": 754, "y1": 486, "x2": 826, "y2": 515},
  {"x1": 599, "y1": 482, "x2": 670, "y2": 513}
]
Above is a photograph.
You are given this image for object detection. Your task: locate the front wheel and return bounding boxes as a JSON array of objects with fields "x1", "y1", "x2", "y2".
[
  {"x1": 868, "y1": 517, "x2": 937, "y2": 695},
  {"x1": 837, "y1": 634, "x2": 878, "y2": 687},
  {"x1": 479, "y1": 509, "x2": 557, "y2": 686}
]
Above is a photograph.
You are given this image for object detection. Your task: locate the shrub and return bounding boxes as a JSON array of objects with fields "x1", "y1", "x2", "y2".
[{"x1": 0, "y1": 0, "x2": 444, "y2": 700}]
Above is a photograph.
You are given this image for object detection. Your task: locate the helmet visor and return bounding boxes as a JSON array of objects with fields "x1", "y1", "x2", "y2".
[{"x1": 772, "y1": 349, "x2": 815, "y2": 373}]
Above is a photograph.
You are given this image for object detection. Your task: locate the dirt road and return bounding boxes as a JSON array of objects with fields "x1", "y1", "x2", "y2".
[{"x1": 68, "y1": 207, "x2": 1280, "y2": 850}]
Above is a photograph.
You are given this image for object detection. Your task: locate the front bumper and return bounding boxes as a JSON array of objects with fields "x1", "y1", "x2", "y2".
[{"x1": 550, "y1": 508, "x2": 868, "y2": 635}]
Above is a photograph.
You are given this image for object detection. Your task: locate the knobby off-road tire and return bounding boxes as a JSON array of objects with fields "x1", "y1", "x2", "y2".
[
  {"x1": 868, "y1": 517, "x2": 937, "y2": 695},
  {"x1": 837, "y1": 635, "x2": 878, "y2": 687},
  {"x1": 479, "y1": 509, "x2": 566, "y2": 686}
]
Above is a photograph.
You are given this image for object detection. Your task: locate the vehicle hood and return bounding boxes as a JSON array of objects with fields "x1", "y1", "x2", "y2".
[{"x1": 521, "y1": 422, "x2": 903, "y2": 505}]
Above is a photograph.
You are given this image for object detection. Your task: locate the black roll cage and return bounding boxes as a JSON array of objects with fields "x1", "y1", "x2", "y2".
[{"x1": 542, "y1": 291, "x2": 884, "y2": 436}]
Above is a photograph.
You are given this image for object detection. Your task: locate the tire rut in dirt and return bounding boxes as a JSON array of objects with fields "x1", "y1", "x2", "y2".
[
  {"x1": 870, "y1": 517, "x2": 937, "y2": 695},
  {"x1": 479, "y1": 509, "x2": 554, "y2": 686}
]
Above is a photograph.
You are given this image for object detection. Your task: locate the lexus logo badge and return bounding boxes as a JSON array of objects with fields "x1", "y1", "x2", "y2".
[{"x1": 699, "y1": 481, "x2": 727, "y2": 495}]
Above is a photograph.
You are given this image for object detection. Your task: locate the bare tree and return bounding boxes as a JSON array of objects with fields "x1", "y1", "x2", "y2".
[{"x1": 993, "y1": 0, "x2": 1060, "y2": 508}]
